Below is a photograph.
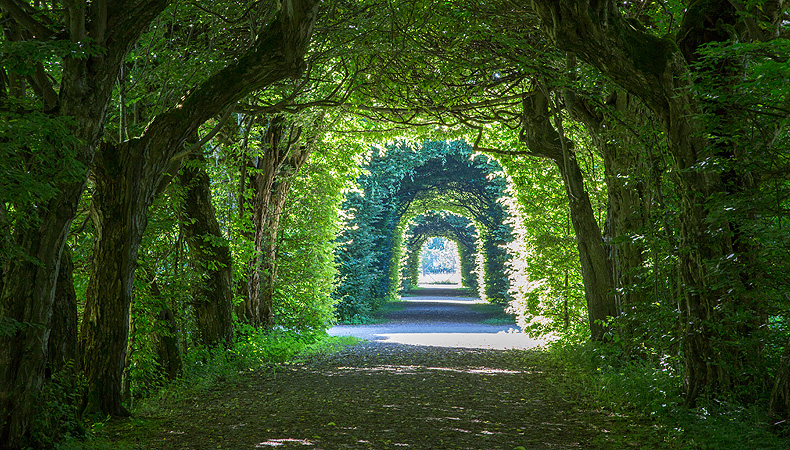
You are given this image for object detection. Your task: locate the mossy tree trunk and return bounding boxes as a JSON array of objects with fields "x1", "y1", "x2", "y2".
[
  {"x1": 79, "y1": 0, "x2": 320, "y2": 416},
  {"x1": 179, "y1": 151, "x2": 235, "y2": 347},
  {"x1": 520, "y1": 89, "x2": 617, "y2": 341}
]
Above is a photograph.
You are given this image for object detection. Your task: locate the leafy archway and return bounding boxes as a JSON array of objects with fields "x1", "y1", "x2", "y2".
[
  {"x1": 334, "y1": 140, "x2": 513, "y2": 321},
  {"x1": 402, "y1": 211, "x2": 478, "y2": 292}
]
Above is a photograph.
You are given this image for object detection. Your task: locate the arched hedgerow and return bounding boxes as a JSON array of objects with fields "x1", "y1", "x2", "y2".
[{"x1": 334, "y1": 140, "x2": 514, "y2": 321}]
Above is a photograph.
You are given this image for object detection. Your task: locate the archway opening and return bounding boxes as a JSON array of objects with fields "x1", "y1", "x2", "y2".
[{"x1": 418, "y1": 237, "x2": 461, "y2": 286}]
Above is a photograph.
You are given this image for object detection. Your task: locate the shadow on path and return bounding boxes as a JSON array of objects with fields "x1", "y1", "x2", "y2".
[{"x1": 135, "y1": 286, "x2": 614, "y2": 450}]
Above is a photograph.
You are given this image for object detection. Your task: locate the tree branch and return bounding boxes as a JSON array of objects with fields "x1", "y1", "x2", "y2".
[{"x1": 0, "y1": 0, "x2": 56, "y2": 38}]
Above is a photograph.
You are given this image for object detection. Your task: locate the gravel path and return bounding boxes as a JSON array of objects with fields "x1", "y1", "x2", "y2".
[
  {"x1": 133, "y1": 288, "x2": 613, "y2": 450},
  {"x1": 328, "y1": 293, "x2": 545, "y2": 350}
]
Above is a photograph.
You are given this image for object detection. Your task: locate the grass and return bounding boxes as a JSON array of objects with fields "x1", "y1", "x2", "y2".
[
  {"x1": 469, "y1": 302, "x2": 517, "y2": 325},
  {"x1": 540, "y1": 339, "x2": 790, "y2": 449}
]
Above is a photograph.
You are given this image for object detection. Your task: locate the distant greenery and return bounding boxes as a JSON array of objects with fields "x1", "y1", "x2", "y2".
[{"x1": 334, "y1": 140, "x2": 514, "y2": 322}]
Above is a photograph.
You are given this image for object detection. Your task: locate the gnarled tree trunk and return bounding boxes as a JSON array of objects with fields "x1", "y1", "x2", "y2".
[
  {"x1": 179, "y1": 151, "x2": 235, "y2": 347},
  {"x1": 520, "y1": 89, "x2": 617, "y2": 341},
  {"x1": 79, "y1": 0, "x2": 320, "y2": 416}
]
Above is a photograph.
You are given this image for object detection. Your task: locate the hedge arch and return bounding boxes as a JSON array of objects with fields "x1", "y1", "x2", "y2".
[
  {"x1": 402, "y1": 211, "x2": 478, "y2": 292},
  {"x1": 334, "y1": 140, "x2": 514, "y2": 321}
]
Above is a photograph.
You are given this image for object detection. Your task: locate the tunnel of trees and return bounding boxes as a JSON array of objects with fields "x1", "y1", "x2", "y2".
[
  {"x1": 2, "y1": 0, "x2": 790, "y2": 448},
  {"x1": 403, "y1": 212, "x2": 478, "y2": 293},
  {"x1": 334, "y1": 140, "x2": 513, "y2": 321}
]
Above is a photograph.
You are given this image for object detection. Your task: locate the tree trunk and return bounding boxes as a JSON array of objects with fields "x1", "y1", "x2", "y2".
[
  {"x1": 79, "y1": 142, "x2": 145, "y2": 416},
  {"x1": 150, "y1": 281, "x2": 182, "y2": 382},
  {"x1": 0, "y1": 196, "x2": 79, "y2": 445},
  {"x1": 47, "y1": 246, "x2": 79, "y2": 377},
  {"x1": 258, "y1": 140, "x2": 313, "y2": 328},
  {"x1": 520, "y1": 89, "x2": 617, "y2": 341},
  {"x1": 78, "y1": 1, "x2": 319, "y2": 416},
  {"x1": 245, "y1": 117, "x2": 291, "y2": 328},
  {"x1": 179, "y1": 151, "x2": 235, "y2": 347},
  {"x1": 245, "y1": 118, "x2": 313, "y2": 328},
  {"x1": 528, "y1": 0, "x2": 764, "y2": 405},
  {"x1": 564, "y1": 88, "x2": 648, "y2": 310}
]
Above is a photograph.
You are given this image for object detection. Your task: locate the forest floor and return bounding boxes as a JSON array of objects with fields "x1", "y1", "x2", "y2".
[{"x1": 104, "y1": 287, "x2": 660, "y2": 450}]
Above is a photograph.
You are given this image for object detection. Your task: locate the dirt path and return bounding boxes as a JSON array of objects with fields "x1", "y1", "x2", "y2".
[{"x1": 127, "y1": 288, "x2": 620, "y2": 449}]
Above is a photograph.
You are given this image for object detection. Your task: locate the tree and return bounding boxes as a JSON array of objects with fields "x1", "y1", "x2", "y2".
[
  {"x1": 528, "y1": 0, "x2": 787, "y2": 404},
  {"x1": 178, "y1": 151, "x2": 234, "y2": 347},
  {"x1": 1, "y1": 1, "x2": 173, "y2": 444},
  {"x1": 1, "y1": 0, "x2": 320, "y2": 443}
]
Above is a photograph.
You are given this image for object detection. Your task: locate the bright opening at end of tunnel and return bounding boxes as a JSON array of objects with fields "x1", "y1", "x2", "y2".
[{"x1": 419, "y1": 237, "x2": 461, "y2": 286}]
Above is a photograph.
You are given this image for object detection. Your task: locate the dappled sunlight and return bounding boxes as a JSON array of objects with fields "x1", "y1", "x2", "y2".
[
  {"x1": 401, "y1": 297, "x2": 487, "y2": 305},
  {"x1": 375, "y1": 330, "x2": 545, "y2": 350},
  {"x1": 328, "y1": 364, "x2": 532, "y2": 376},
  {"x1": 256, "y1": 438, "x2": 314, "y2": 447}
]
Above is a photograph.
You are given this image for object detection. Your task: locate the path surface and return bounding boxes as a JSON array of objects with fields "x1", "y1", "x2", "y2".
[
  {"x1": 137, "y1": 288, "x2": 616, "y2": 449},
  {"x1": 328, "y1": 288, "x2": 545, "y2": 350}
]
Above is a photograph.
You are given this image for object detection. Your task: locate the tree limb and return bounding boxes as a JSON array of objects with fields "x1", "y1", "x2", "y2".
[{"x1": 0, "y1": 0, "x2": 56, "y2": 38}]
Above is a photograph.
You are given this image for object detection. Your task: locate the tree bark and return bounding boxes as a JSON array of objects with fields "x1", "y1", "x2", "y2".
[
  {"x1": 244, "y1": 118, "x2": 289, "y2": 327},
  {"x1": 244, "y1": 118, "x2": 313, "y2": 328},
  {"x1": 564, "y1": 88, "x2": 648, "y2": 310},
  {"x1": 47, "y1": 246, "x2": 79, "y2": 377},
  {"x1": 520, "y1": 89, "x2": 617, "y2": 341},
  {"x1": 0, "y1": 1, "x2": 173, "y2": 444},
  {"x1": 528, "y1": 0, "x2": 760, "y2": 404},
  {"x1": 258, "y1": 138, "x2": 313, "y2": 327},
  {"x1": 79, "y1": 0, "x2": 320, "y2": 416},
  {"x1": 179, "y1": 151, "x2": 235, "y2": 347}
]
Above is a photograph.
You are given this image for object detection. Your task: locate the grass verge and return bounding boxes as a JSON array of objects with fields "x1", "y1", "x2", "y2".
[
  {"x1": 540, "y1": 339, "x2": 789, "y2": 449},
  {"x1": 469, "y1": 303, "x2": 517, "y2": 325}
]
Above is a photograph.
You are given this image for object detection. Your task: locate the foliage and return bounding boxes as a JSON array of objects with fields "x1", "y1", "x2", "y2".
[
  {"x1": 28, "y1": 363, "x2": 86, "y2": 449},
  {"x1": 499, "y1": 153, "x2": 589, "y2": 337},
  {"x1": 272, "y1": 135, "x2": 356, "y2": 330},
  {"x1": 544, "y1": 338, "x2": 790, "y2": 449},
  {"x1": 403, "y1": 211, "x2": 478, "y2": 292},
  {"x1": 334, "y1": 139, "x2": 514, "y2": 320}
]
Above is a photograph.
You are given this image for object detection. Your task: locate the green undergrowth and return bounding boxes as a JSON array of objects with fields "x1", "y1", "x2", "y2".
[
  {"x1": 339, "y1": 300, "x2": 407, "y2": 324},
  {"x1": 469, "y1": 303, "x2": 516, "y2": 325},
  {"x1": 542, "y1": 339, "x2": 789, "y2": 449},
  {"x1": 153, "y1": 327, "x2": 360, "y2": 405},
  {"x1": 65, "y1": 328, "x2": 360, "y2": 450}
]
